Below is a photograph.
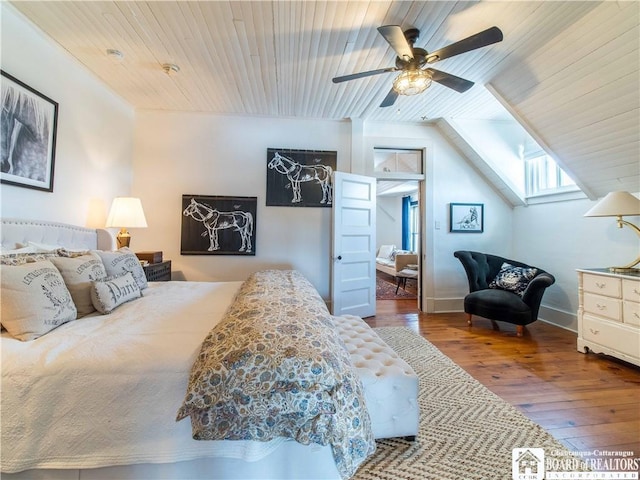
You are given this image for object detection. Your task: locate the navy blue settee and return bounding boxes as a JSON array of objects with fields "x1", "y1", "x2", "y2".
[{"x1": 454, "y1": 251, "x2": 555, "y2": 337}]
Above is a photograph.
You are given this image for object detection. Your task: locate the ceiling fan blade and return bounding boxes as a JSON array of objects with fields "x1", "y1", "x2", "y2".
[
  {"x1": 380, "y1": 88, "x2": 399, "y2": 108},
  {"x1": 426, "y1": 68, "x2": 475, "y2": 93},
  {"x1": 425, "y1": 26, "x2": 503, "y2": 63},
  {"x1": 377, "y1": 25, "x2": 414, "y2": 60},
  {"x1": 332, "y1": 67, "x2": 397, "y2": 84}
]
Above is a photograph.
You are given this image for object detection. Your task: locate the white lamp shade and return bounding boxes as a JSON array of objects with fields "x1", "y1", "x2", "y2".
[
  {"x1": 106, "y1": 197, "x2": 148, "y2": 228},
  {"x1": 584, "y1": 191, "x2": 640, "y2": 217}
]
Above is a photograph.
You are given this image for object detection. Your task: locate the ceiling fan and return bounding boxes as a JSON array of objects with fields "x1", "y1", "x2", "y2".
[{"x1": 332, "y1": 25, "x2": 503, "y2": 107}]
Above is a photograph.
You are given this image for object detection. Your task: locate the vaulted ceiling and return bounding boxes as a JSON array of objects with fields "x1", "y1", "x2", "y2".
[{"x1": 8, "y1": 1, "x2": 639, "y2": 199}]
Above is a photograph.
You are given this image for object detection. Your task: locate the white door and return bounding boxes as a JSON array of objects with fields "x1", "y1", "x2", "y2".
[{"x1": 330, "y1": 171, "x2": 376, "y2": 317}]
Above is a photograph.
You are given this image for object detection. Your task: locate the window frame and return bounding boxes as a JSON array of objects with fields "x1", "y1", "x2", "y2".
[{"x1": 524, "y1": 154, "x2": 579, "y2": 199}]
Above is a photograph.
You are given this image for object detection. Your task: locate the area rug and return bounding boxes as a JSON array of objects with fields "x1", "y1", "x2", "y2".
[
  {"x1": 354, "y1": 327, "x2": 588, "y2": 480},
  {"x1": 376, "y1": 276, "x2": 416, "y2": 300}
]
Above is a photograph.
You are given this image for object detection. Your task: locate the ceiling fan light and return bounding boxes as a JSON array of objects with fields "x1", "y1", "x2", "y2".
[{"x1": 393, "y1": 70, "x2": 432, "y2": 96}]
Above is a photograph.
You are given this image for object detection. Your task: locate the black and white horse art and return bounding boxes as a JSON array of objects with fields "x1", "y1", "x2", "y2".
[
  {"x1": 183, "y1": 198, "x2": 253, "y2": 253},
  {"x1": 268, "y1": 152, "x2": 333, "y2": 204}
]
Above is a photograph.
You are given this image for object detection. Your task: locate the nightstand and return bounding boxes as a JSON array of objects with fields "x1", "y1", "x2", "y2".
[{"x1": 143, "y1": 261, "x2": 172, "y2": 282}]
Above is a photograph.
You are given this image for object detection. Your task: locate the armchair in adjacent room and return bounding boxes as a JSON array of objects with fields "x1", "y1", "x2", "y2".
[{"x1": 453, "y1": 250, "x2": 555, "y2": 336}]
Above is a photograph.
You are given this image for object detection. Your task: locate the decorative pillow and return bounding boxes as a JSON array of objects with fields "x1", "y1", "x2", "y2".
[
  {"x1": 489, "y1": 262, "x2": 538, "y2": 297},
  {"x1": 91, "y1": 272, "x2": 142, "y2": 314},
  {"x1": 50, "y1": 253, "x2": 107, "y2": 318},
  {"x1": 18, "y1": 241, "x2": 63, "y2": 252},
  {"x1": 0, "y1": 246, "x2": 38, "y2": 255},
  {"x1": 94, "y1": 247, "x2": 148, "y2": 290},
  {"x1": 377, "y1": 245, "x2": 395, "y2": 260},
  {"x1": 56, "y1": 248, "x2": 91, "y2": 258},
  {"x1": 0, "y1": 260, "x2": 77, "y2": 341},
  {"x1": 0, "y1": 251, "x2": 59, "y2": 266}
]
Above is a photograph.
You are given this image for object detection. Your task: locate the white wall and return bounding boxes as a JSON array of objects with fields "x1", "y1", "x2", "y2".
[
  {"x1": 131, "y1": 111, "x2": 351, "y2": 298},
  {"x1": 513, "y1": 197, "x2": 640, "y2": 331},
  {"x1": 132, "y1": 114, "x2": 508, "y2": 307},
  {"x1": 376, "y1": 195, "x2": 402, "y2": 251},
  {"x1": 451, "y1": 118, "x2": 527, "y2": 194},
  {"x1": 430, "y1": 130, "x2": 514, "y2": 306},
  {"x1": 0, "y1": 5, "x2": 134, "y2": 228}
]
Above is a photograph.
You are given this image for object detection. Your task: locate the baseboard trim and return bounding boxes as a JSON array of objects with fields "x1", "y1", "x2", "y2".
[
  {"x1": 426, "y1": 297, "x2": 464, "y2": 313},
  {"x1": 538, "y1": 305, "x2": 577, "y2": 333},
  {"x1": 425, "y1": 296, "x2": 577, "y2": 332}
]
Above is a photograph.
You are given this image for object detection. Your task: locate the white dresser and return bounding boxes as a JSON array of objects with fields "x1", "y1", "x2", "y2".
[{"x1": 577, "y1": 269, "x2": 640, "y2": 366}]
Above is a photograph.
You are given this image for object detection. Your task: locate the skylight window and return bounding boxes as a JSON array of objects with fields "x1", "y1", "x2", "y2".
[{"x1": 525, "y1": 154, "x2": 578, "y2": 198}]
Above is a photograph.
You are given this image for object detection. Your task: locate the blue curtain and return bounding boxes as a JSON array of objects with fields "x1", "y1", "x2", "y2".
[{"x1": 401, "y1": 196, "x2": 411, "y2": 251}]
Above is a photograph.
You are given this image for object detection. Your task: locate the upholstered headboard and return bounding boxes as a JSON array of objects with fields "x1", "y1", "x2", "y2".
[{"x1": 1, "y1": 218, "x2": 116, "y2": 251}]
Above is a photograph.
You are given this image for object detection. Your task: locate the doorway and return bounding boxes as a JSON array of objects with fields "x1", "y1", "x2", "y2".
[{"x1": 375, "y1": 179, "x2": 421, "y2": 313}]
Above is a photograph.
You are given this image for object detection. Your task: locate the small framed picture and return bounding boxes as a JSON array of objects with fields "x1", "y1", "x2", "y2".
[
  {"x1": 450, "y1": 203, "x2": 484, "y2": 233},
  {"x1": 1, "y1": 70, "x2": 58, "y2": 192}
]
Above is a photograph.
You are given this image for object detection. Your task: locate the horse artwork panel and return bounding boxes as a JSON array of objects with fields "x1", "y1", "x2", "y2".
[
  {"x1": 181, "y1": 195, "x2": 257, "y2": 255},
  {"x1": 1, "y1": 70, "x2": 58, "y2": 192},
  {"x1": 266, "y1": 148, "x2": 337, "y2": 207}
]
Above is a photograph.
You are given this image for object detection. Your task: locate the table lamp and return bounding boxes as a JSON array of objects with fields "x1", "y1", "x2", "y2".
[
  {"x1": 584, "y1": 191, "x2": 640, "y2": 272},
  {"x1": 105, "y1": 197, "x2": 148, "y2": 249}
]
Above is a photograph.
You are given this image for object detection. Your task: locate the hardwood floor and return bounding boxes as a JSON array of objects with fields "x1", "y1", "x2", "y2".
[{"x1": 367, "y1": 299, "x2": 640, "y2": 460}]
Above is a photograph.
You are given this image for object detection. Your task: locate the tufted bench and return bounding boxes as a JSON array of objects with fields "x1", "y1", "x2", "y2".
[{"x1": 333, "y1": 314, "x2": 419, "y2": 440}]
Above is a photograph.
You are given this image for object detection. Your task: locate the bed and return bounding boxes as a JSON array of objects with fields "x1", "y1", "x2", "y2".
[{"x1": 1, "y1": 218, "x2": 418, "y2": 480}]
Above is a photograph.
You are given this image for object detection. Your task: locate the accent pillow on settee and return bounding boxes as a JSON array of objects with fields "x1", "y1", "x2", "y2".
[{"x1": 488, "y1": 262, "x2": 538, "y2": 297}]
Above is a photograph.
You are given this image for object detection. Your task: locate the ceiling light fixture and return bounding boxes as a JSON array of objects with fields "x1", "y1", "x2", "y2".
[
  {"x1": 162, "y1": 63, "x2": 180, "y2": 76},
  {"x1": 106, "y1": 48, "x2": 124, "y2": 64},
  {"x1": 393, "y1": 69, "x2": 432, "y2": 96}
]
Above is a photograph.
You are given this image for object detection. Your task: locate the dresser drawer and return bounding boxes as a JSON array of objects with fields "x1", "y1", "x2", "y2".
[
  {"x1": 623, "y1": 300, "x2": 640, "y2": 327},
  {"x1": 582, "y1": 273, "x2": 621, "y2": 297},
  {"x1": 583, "y1": 292, "x2": 621, "y2": 321},
  {"x1": 622, "y1": 279, "x2": 640, "y2": 303},
  {"x1": 582, "y1": 315, "x2": 640, "y2": 359}
]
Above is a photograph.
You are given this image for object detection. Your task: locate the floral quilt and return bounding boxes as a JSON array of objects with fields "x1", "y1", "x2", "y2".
[{"x1": 176, "y1": 270, "x2": 375, "y2": 479}]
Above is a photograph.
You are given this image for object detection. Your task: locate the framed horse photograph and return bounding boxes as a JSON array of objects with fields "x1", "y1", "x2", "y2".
[
  {"x1": 181, "y1": 195, "x2": 257, "y2": 255},
  {"x1": 266, "y1": 148, "x2": 336, "y2": 207},
  {"x1": 1, "y1": 70, "x2": 58, "y2": 192}
]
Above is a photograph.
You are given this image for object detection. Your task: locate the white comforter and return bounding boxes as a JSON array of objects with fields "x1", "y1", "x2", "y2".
[{"x1": 0, "y1": 281, "x2": 290, "y2": 474}]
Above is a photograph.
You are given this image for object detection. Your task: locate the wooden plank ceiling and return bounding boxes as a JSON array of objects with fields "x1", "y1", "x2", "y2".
[{"x1": 9, "y1": 1, "x2": 639, "y2": 198}]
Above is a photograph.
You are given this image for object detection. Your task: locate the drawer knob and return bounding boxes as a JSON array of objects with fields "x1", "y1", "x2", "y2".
[
  {"x1": 595, "y1": 282, "x2": 607, "y2": 289},
  {"x1": 589, "y1": 328, "x2": 600, "y2": 335},
  {"x1": 634, "y1": 288, "x2": 640, "y2": 295},
  {"x1": 635, "y1": 313, "x2": 640, "y2": 319},
  {"x1": 596, "y1": 304, "x2": 607, "y2": 310}
]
